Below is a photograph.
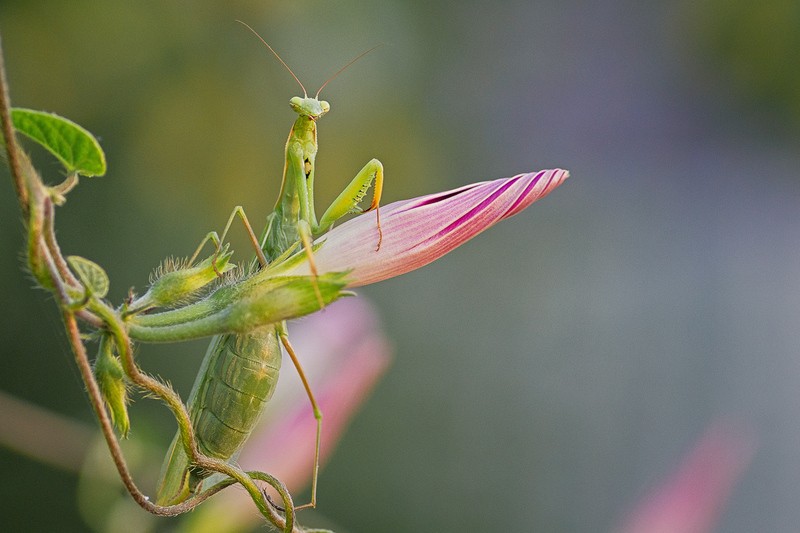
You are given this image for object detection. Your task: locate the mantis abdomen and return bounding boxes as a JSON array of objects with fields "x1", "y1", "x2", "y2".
[
  {"x1": 192, "y1": 326, "x2": 282, "y2": 460},
  {"x1": 156, "y1": 325, "x2": 281, "y2": 504}
]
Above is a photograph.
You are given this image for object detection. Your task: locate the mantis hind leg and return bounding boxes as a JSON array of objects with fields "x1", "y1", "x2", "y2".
[{"x1": 279, "y1": 328, "x2": 323, "y2": 510}]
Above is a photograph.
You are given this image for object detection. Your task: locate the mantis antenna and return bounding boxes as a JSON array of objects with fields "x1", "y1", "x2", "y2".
[
  {"x1": 236, "y1": 19, "x2": 308, "y2": 97},
  {"x1": 236, "y1": 19, "x2": 381, "y2": 100},
  {"x1": 314, "y1": 43, "x2": 383, "y2": 98}
]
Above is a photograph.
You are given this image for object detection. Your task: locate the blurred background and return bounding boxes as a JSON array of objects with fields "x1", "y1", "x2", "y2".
[{"x1": 1, "y1": 1, "x2": 799, "y2": 531}]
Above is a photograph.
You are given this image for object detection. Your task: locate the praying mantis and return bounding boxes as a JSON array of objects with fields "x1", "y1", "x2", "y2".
[{"x1": 155, "y1": 22, "x2": 384, "y2": 508}]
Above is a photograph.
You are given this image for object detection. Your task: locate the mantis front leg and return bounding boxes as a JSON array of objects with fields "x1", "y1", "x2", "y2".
[
  {"x1": 294, "y1": 157, "x2": 384, "y2": 304},
  {"x1": 316, "y1": 158, "x2": 384, "y2": 249}
]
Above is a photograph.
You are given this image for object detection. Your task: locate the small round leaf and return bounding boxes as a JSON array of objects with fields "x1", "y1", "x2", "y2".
[
  {"x1": 67, "y1": 255, "x2": 110, "y2": 298},
  {"x1": 11, "y1": 108, "x2": 106, "y2": 177}
]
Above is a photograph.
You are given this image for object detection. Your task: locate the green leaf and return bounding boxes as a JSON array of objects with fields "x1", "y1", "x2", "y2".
[
  {"x1": 67, "y1": 256, "x2": 110, "y2": 298},
  {"x1": 11, "y1": 108, "x2": 106, "y2": 177}
]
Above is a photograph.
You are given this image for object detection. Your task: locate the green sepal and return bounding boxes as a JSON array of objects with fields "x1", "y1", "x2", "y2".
[
  {"x1": 128, "y1": 247, "x2": 235, "y2": 314},
  {"x1": 127, "y1": 271, "x2": 349, "y2": 342},
  {"x1": 67, "y1": 255, "x2": 109, "y2": 299},
  {"x1": 94, "y1": 336, "x2": 130, "y2": 437},
  {"x1": 11, "y1": 108, "x2": 106, "y2": 177}
]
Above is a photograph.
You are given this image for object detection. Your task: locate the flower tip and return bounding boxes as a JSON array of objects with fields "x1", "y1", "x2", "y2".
[
  {"x1": 551, "y1": 168, "x2": 569, "y2": 190},
  {"x1": 538, "y1": 167, "x2": 569, "y2": 186},
  {"x1": 535, "y1": 167, "x2": 569, "y2": 194},
  {"x1": 501, "y1": 167, "x2": 569, "y2": 219}
]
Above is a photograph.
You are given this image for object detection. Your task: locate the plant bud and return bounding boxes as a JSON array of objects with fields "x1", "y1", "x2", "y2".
[
  {"x1": 129, "y1": 248, "x2": 235, "y2": 313},
  {"x1": 94, "y1": 337, "x2": 130, "y2": 437}
]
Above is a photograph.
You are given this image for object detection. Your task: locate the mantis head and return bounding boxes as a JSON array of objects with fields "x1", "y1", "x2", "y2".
[
  {"x1": 290, "y1": 97, "x2": 330, "y2": 120},
  {"x1": 237, "y1": 19, "x2": 376, "y2": 121}
]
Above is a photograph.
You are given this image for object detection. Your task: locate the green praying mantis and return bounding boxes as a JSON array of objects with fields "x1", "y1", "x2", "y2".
[{"x1": 155, "y1": 22, "x2": 384, "y2": 508}]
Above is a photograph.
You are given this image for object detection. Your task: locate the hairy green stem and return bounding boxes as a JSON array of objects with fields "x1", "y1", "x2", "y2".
[
  {"x1": 42, "y1": 199, "x2": 81, "y2": 289},
  {"x1": 62, "y1": 312, "x2": 222, "y2": 516},
  {"x1": 0, "y1": 35, "x2": 28, "y2": 212},
  {"x1": 96, "y1": 304, "x2": 296, "y2": 531}
]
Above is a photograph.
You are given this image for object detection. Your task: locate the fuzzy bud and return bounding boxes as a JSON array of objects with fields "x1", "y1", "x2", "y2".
[
  {"x1": 94, "y1": 337, "x2": 130, "y2": 437},
  {"x1": 129, "y1": 248, "x2": 235, "y2": 313}
]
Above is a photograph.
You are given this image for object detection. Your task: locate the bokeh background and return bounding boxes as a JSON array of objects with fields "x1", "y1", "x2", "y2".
[{"x1": 2, "y1": 1, "x2": 800, "y2": 531}]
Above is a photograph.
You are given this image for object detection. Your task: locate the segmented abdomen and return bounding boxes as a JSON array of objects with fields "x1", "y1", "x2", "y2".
[{"x1": 191, "y1": 325, "x2": 282, "y2": 460}]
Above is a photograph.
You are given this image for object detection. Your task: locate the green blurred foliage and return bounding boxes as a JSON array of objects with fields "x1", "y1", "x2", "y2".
[{"x1": 678, "y1": 0, "x2": 800, "y2": 132}]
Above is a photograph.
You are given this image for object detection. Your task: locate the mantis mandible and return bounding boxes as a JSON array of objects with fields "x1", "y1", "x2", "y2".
[{"x1": 155, "y1": 22, "x2": 383, "y2": 509}]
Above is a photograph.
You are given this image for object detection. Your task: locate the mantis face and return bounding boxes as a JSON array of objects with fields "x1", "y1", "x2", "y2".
[{"x1": 289, "y1": 96, "x2": 330, "y2": 120}]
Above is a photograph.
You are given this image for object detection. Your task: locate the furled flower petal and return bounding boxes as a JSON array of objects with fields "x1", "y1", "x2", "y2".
[{"x1": 285, "y1": 169, "x2": 568, "y2": 287}]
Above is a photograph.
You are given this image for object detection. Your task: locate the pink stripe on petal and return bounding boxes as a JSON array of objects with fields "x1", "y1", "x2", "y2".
[
  {"x1": 505, "y1": 169, "x2": 559, "y2": 217},
  {"x1": 287, "y1": 169, "x2": 568, "y2": 287}
]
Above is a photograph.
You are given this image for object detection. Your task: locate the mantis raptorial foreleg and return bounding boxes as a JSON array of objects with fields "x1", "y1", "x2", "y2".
[{"x1": 316, "y1": 158, "x2": 384, "y2": 249}]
